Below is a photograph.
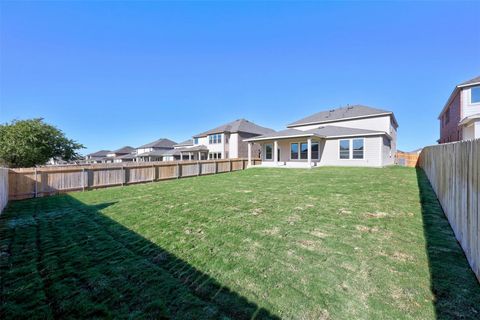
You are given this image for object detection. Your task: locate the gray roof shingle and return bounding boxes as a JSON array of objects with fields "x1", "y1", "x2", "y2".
[
  {"x1": 87, "y1": 150, "x2": 111, "y2": 157},
  {"x1": 458, "y1": 76, "x2": 480, "y2": 87},
  {"x1": 287, "y1": 105, "x2": 393, "y2": 127},
  {"x1": 193, "y1": 119, "x2": 275, "y2": 138},
  {"x1": 174, "y1": 139, "x2": 193, "y2": 147},
  {"x1": 137, "y1": 138, "x2": 177, "y2": 149},
  {"x1": 112, "y1": 146, "x2": 135, "y2": 154}
]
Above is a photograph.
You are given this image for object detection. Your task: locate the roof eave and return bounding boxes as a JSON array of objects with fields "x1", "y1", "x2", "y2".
[
  {"x1": 243, "y1": 133, "x2": 319, "y2": 142},
  {"x1": 286, "y1": 112, "x2": 394, "y2": 128}
]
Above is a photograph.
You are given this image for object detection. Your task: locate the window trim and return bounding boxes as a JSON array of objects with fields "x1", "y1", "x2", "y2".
[
  {"x1": 290, "y1": 143, "x2": 299, "y2": 160},
  {"x1": 265, "y1": 143, "x2": 273, "y2": 160},
  {"x1": 338, "y1": 138, "x2": 365, "y2": 160},
  {"x1": 470, "y1": 85, "x2": 480, "y2": 105}
]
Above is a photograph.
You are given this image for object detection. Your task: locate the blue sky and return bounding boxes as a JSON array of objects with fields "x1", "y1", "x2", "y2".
[{"x1": 1, "y1": 1, "x2": 479, "y2": 154}]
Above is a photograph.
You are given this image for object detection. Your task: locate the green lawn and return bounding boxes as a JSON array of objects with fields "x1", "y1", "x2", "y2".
[{"x1": 1, "y1": 167, "x2": 479, "y2": 319}]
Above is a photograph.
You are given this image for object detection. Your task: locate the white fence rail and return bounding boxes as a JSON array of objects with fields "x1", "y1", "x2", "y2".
[{"x1": 418, "y1": 139, "x2": 479, "y2": 281}]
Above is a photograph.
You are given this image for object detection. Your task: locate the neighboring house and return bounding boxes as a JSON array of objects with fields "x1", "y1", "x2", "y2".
[
  {"x1": 438, "y1": 76, "x2": 480, "y2": 143},
  {"x1": 136, "y1": 138, "x2": 177, "y2": 162},
  {"x1": 244, "y1": 105, "x2": 398, "y2": 168},
  {"x1": 106, "y1": 146, "x2": 135, "y2": 163},
  {"x1": 85, "y1": 150, "x2": 111, "y2": 163},
  {"x1": 191, "y1": 119, "x2": 275, "y2": 160}
]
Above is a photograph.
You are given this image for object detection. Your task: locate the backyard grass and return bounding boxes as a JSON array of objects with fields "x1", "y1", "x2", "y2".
[{"x1": 0, "y1": 166, "x2": 479, "y2": 319}]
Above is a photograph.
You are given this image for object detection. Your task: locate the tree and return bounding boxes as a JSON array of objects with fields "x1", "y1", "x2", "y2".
[{"x1": 0, "y1": 118, "x2": 84, "y2": 168}]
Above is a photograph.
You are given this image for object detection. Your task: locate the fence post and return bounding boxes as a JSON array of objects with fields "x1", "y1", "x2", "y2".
[
  {"x1": 152, "y1": 164, "x2": 155, "y2": 182},
  {"x1": 214, "y1": 160, "x2": 218, "y2": 174},
  {"x1": 82, "y1": 167, "x2": 85, "y2": 191},
  {"x1": 197, "y1": 161, "x2": 201, "y2": 176},
  {"x1": 34, "y1": 167, "x2": 38, "y2": 198},
  {"x1": 122, "y1": 166, "x2": 125, "y2": 186},
  {"x1": 229, "y1": 159, "x2": 232, "y2": 172}
]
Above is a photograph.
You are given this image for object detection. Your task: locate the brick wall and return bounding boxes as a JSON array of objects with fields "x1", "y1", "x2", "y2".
[{"x1": 439, "y1": 91, "x2": 462, "y2": 143}]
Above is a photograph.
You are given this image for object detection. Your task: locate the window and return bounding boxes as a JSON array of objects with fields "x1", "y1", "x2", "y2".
[
  {"x1": 208, "y1": 134, "x2": 222, "y2": 144},
  {"x1": 339, "y1": 140, "x2": 350, "y2": 159},
  {"x1": 311, "y1": 142, "x2": 319, "y2": 159},
  {"x1": 265, "y1": 144, "x2": 273, "y2": 160},
  {"x1": 209, "y1": 152, "x2": 222, "y2": 159},
  {"x1": 300, "y1": 143, "x2": 308, "y2": 159},
  {"x1": 471, "y1": 86, "x2": 480, "y2": 104},
  {"x1": 290, "y1": 143, "x2": 298, "y2": 159},
  {"x1": 194, "y1": 138, "x2": 199, "y2": 144},
  {"x1": 352, "y1": 139, "x2": 364, "y2": 159}
]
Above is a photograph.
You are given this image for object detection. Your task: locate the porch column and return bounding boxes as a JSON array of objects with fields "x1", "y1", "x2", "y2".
[
  {"x1": 189, "y1": 153, "x2": 192, "y2": 161},
  {"x1": 274, "y1": 140, "x2": 278, "y2": 166},
  {"x1": 307, "y1": 138, "x2": 312, "y2": 167},
  {"x1": 198, "y1": 151, "x2": 201, "y2": 161},
  {"x1": 180, "y1": 153, "x2": 183, "y2": 161},
  {"x1": 247, "y1": 142, "x2": 252, "y2": 167}
]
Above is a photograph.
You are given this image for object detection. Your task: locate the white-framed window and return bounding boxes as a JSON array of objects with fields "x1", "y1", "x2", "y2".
[
  {"x1": 265, "y1": 144, "x2": 273, "y2": 160},
  {"x1": 471, "y1": 85, "x2": 480, "y2": 104},
  {"x1": 339, "y1": 138, "x2": 364, "y2": 160},
  {"x1": 208, "y1": 134, "x2": 222, "y2": 144},
  {"x1": 339, "y1": 140, "x2": 350, "y2": 159},
  {"x1": 194, "y1": 137, "x2": 199, "y2": 144},
  {"x1": 290, "y1": 143, "x2": 298, "y2": 159},
  {"x1": 290, "y1": 141, "x2": 320, "y2": 160},
  {"x1": 209, "y1": 152, "x2": 222, "y2": 159}
]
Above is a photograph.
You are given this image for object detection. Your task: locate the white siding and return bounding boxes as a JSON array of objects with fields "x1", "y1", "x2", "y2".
[
  {"x1": 194, "y1": 134, "x2": 226, "y2": 158},
  {"x1": 462, "y1": 120, "x2": 480, "y2": 140},
  {"x1": 229, "y1": 133, "x2": 239, "y2": 158},
  {"x1": 461, "y1": 86, "x2": 480, "y2": 119}
]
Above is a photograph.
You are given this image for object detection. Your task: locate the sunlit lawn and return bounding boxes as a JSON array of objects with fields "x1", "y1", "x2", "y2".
[{"x1": 1, "y1": 166, "x2": 479, "y2": 319}]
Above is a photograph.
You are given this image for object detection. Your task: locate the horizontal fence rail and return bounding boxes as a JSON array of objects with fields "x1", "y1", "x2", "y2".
[
  {"x1": 418, "y1": 139, "x2": 479, "y2": 281},
  {"x1": 0, "y1": 168, "x2": 8, "y2": 213},
  {"x1": 8, "y1": 158, "x2": 261, "y2": 200}
]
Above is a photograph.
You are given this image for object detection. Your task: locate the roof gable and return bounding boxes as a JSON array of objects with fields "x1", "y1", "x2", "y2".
[
  {"x1": 193, "y1": 119, "x2": 275, "y2": 137},
  {"x1": 87, "y1": 150, "x2": 111, "y2": 157},
  {"x1": 137, "y1": 138, "x2": 177, "y2": 149},
  {"x1": 287, "y1": 105, "x2": 393, "y2": 127},
  {"x1": 112, "y1": 146, "x2": 135, "y2": 154}
]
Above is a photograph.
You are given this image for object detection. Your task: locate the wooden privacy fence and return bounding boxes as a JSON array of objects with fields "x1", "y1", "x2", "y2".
[
  {"x1": 0, "y1": 168, "x2": 8, "y2": 213},
  {"x1": 8, "y1": 158, "x2": 261, "y2": 200},
  {"x1": 396, "y1": 151, "x2": 420, "y2": 167},
  {"x1": 418, "y1": 139, "x2": 479, "y2": 281}
]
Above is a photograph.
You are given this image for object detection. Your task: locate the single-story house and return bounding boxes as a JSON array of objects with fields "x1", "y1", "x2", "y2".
[{"x1": 244, "y1": 105, "x2": 398, "y2": 168}]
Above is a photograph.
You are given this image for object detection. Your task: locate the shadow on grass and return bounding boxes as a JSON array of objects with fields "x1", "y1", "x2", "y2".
[
  {"x1": 0, "y1": 195, "x2": 279, "y2": 319},
  {"x1": 416, "y1": 168, "x2": 480, "y2": 320}
]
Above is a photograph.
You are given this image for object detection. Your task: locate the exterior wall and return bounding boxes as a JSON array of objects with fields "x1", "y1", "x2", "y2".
[
  {"x1": 229, "y1": 133, "x2": 239, "y2": 158},
  {"x1": 382, "y1": 136, "x2": 394, "y2": 166},
  {"x1": 238, "y1": 132, "x2": 262, "y2": 159},
  {"x1": 461, "y1": 85, "x2": 480, "y2": 119},
  {"x1": 290, "y1": 115, "x2": 393, "y2": 134},
  {"x1": 194, "y1": 134, "x2": 226, "y2": 158},
  {"x1": 136, "y1": 147, "x2": 153, "y2": 154},
  {"x1": 319, "y1": 136, "x2": 383, "y2": 167},
  {"x1": 462, "y1": 120, "x2": 480, "y2": 140},
  {"x1": 259, "y1": 135, "x2": 383, "y2": 167},
  {"x1": 439, "y1": 91, "x2": 462, "y2": 143}
]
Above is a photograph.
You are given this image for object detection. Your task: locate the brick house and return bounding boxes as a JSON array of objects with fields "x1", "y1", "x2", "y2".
[{"x1": 438, "y1": 76, "x2": 480, "y2": 143}]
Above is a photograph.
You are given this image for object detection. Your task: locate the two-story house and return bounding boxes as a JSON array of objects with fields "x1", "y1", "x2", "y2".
[
  {"x1": 85, "y1": 150, "x2": 111, "y2": 163},
  {"x1": 136, "y1": 138, "x2": 177, "y2": 162},
  {"x1": 438, "y1": 76, "x2": 480, "y2": 143},
  {"x1": 244, "y1": 105, "x2": 398, "y2": 168},
  {"x1": 191, "y1": 119, "x2": 275, "y2": 160}
]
